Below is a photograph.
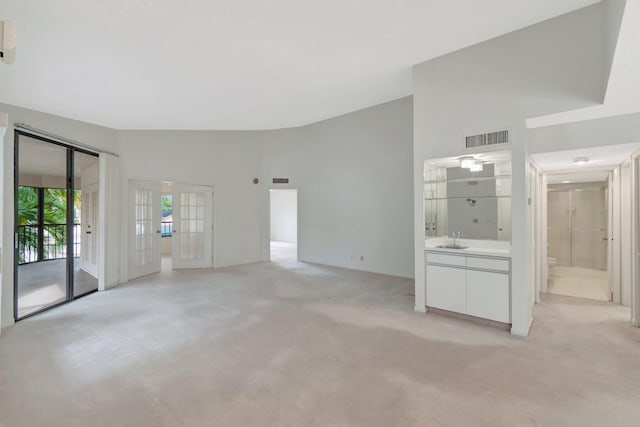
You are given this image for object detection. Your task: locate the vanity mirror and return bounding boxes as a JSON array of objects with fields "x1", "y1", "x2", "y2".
[{"x1": 424, "y1": 151, "x2": 511, "y2": 241}]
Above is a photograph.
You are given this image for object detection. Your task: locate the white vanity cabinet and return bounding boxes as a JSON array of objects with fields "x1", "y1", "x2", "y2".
[{"x1": 425, "y1": 250, "x2": 511, "y2": 324}]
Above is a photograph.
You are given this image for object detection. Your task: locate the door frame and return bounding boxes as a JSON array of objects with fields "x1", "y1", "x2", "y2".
[
  {"x1": 124, "y1": 179, "x2": 216, "y2": 280},
  {"x1": 541, "y1": 168, "x2": 614, "y2": 303},
  {"x1": 13, "y1": 130, "x2": 100, "y2": 321}
]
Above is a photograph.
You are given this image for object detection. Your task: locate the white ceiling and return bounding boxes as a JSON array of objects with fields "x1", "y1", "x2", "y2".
[
  {"x1": 531, "y1": 142, "x2": 640, "y2": 173},
  {"x1": 546, "y1": 171, "x2": 609, "y2": 184},
  {"x1": 0, "y1": 0, "x2": 598, "y2": 130}
]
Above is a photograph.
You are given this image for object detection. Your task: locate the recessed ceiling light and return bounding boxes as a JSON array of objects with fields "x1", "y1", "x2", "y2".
[
  {"x1": 562, "y1": 180, "x2": 571, "y2": 184},
  {"x1": 573, "y1": 157, "x2": 589, "y2": 165}
]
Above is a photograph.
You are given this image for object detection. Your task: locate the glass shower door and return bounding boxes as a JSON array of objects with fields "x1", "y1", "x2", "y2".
[
  {"x1": 571, "y1": 189, "x2": 607, "y2": 270},
  {"x1": 548, "y1": 188, "x2": 608, "y2": 270}
]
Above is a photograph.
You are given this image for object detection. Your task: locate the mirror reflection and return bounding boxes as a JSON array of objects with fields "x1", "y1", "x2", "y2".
[{"x1": 424, "y1": 151, "x2": 511, "y2": 241}]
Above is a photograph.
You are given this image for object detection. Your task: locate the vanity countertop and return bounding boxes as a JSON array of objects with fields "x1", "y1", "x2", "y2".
[{"x1": 424, "y1": 239, "x2": 511, "y2": 257}]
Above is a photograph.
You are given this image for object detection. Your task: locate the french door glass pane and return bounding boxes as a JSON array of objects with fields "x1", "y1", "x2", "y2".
[{"x1": 178, "y1": 192, "x2": 205, "y2": 260}]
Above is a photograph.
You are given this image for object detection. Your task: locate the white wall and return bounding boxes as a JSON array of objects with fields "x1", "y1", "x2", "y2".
[
  {"x1": 270, "y1": 190, "x2": 297, "y2": 243},
  {"x1": 0, "y1": 102, "x2": 118, "y2": 329},
  {"x1": 116, "y1": 130, "x2": 265, "y2": 276},
  {"x1": 0, "y1": 95, "x2": 415, "y2": 330},
  {"x1": 528, "y1": 112, "x2": 640, "y2": 154},
  {"x1": 603, "y1": 0, "x2": 627, "y2": 90},
  {"x1": 262, "y1": 97, "x2": 414, "y2": 278},
  {"x1": 118, "y1": 98, "x2": 414, "y2": 280},
  {"x1": 412, "y1": 4, "x2": 607, "y2": 335}
]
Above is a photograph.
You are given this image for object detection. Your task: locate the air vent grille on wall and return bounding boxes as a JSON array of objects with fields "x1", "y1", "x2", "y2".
[
  {"x1": 272, "y1": 178, "x2": 289, "y2": 184},
  {"x1": 465, "y1": 130, "x2": 509, "y2": 149}
]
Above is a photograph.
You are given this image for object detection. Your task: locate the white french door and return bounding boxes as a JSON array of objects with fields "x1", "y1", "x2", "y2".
[
  {"x1": 172, "y1": 184, "x2": 213, "y2": 269},
  {"x1": 128, "y1": 181, "x2": 162, "y2": 279},
  {"x1": 81, "y1": 183, "x2": 99, "y2": 277}
]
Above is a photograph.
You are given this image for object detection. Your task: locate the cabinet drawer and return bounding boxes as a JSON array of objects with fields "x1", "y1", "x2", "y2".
[
  {"x1": 466, "y1": 256, "x2": 510, "y2": 272},
  {"x1": 425, "y1": 252, "x2": 466, "y2": 267}
]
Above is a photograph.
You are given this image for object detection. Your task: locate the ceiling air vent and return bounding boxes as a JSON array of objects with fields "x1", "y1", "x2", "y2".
[{"x1": 465, "y1": 130, "x2": 509, "y2": 149}]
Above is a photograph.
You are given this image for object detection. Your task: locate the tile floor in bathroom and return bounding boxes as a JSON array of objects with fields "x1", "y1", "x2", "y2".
[{"x1": 547, "y1": 266, "x2": 609, "y2": 301}]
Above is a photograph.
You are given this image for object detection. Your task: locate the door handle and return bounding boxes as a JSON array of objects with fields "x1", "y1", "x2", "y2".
[{"x1": 156, "y1": 230, "x2": 161, "y2": 234}]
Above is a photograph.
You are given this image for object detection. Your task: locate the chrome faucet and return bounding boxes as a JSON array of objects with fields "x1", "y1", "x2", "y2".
[{"x1": 450, "y1": 231, "x2": 463, "y2": 246}]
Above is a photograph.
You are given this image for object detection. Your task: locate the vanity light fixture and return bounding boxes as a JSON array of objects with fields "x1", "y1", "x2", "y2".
[
  {"x1": 573, "y1": 157, "x2": 589, "y2": 165},
  {"x1": 460, "y1": 156, "x2": 475, "y2": 169},
  {"x1": 469, "y1": 160, "x2": 484, "y2": 172}
]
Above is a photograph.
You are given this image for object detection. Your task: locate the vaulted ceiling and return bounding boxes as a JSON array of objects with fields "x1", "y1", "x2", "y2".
[{"x1": 1, "y1": 0, "x2": 600, "y2": 129}]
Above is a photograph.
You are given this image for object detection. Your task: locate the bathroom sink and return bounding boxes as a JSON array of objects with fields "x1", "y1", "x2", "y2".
[{"x1": 436, "y1": 244, "x2": 469, "y2": 250}]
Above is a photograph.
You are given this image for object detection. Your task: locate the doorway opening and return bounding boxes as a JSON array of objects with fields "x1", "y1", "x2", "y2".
[
  {"x1": 161, "y1": 186, "x2": 173, "y2": 272},
  {"x1": 546, "y1": 175, "x2": 609, "y2": 301},
  {"x1": 269, "y1": 189, "x2": 298, "y2": 262},
  {"x1": 14, "y1": 131, "x2": 100, "y2": 320},
  {"x1": 531, "y1": 143, "x2": 640, "y2": 327}
]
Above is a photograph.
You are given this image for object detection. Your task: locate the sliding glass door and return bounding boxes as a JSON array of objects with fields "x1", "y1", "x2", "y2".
[{"x1": 14, "y1": 131, "x2": 99, "y2": 320}]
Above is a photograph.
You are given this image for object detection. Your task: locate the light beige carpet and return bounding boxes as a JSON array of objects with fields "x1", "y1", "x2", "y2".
[{"x1": 0, "y1": 259, "x2": 638, "y2": 426}]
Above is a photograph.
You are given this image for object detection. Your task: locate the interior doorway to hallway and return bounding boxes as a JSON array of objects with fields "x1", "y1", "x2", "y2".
[
  {"x1": 269, "y1": 189, "x2": 298, "y2": 262},
  {"x1": 532, "y1": 143, "x2": 640, "y2": 327}
]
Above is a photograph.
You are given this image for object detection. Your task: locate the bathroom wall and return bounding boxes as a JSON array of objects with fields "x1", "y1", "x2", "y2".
[{"x1": 446, "y1": 165, "x2": 498, "y2": 240}]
